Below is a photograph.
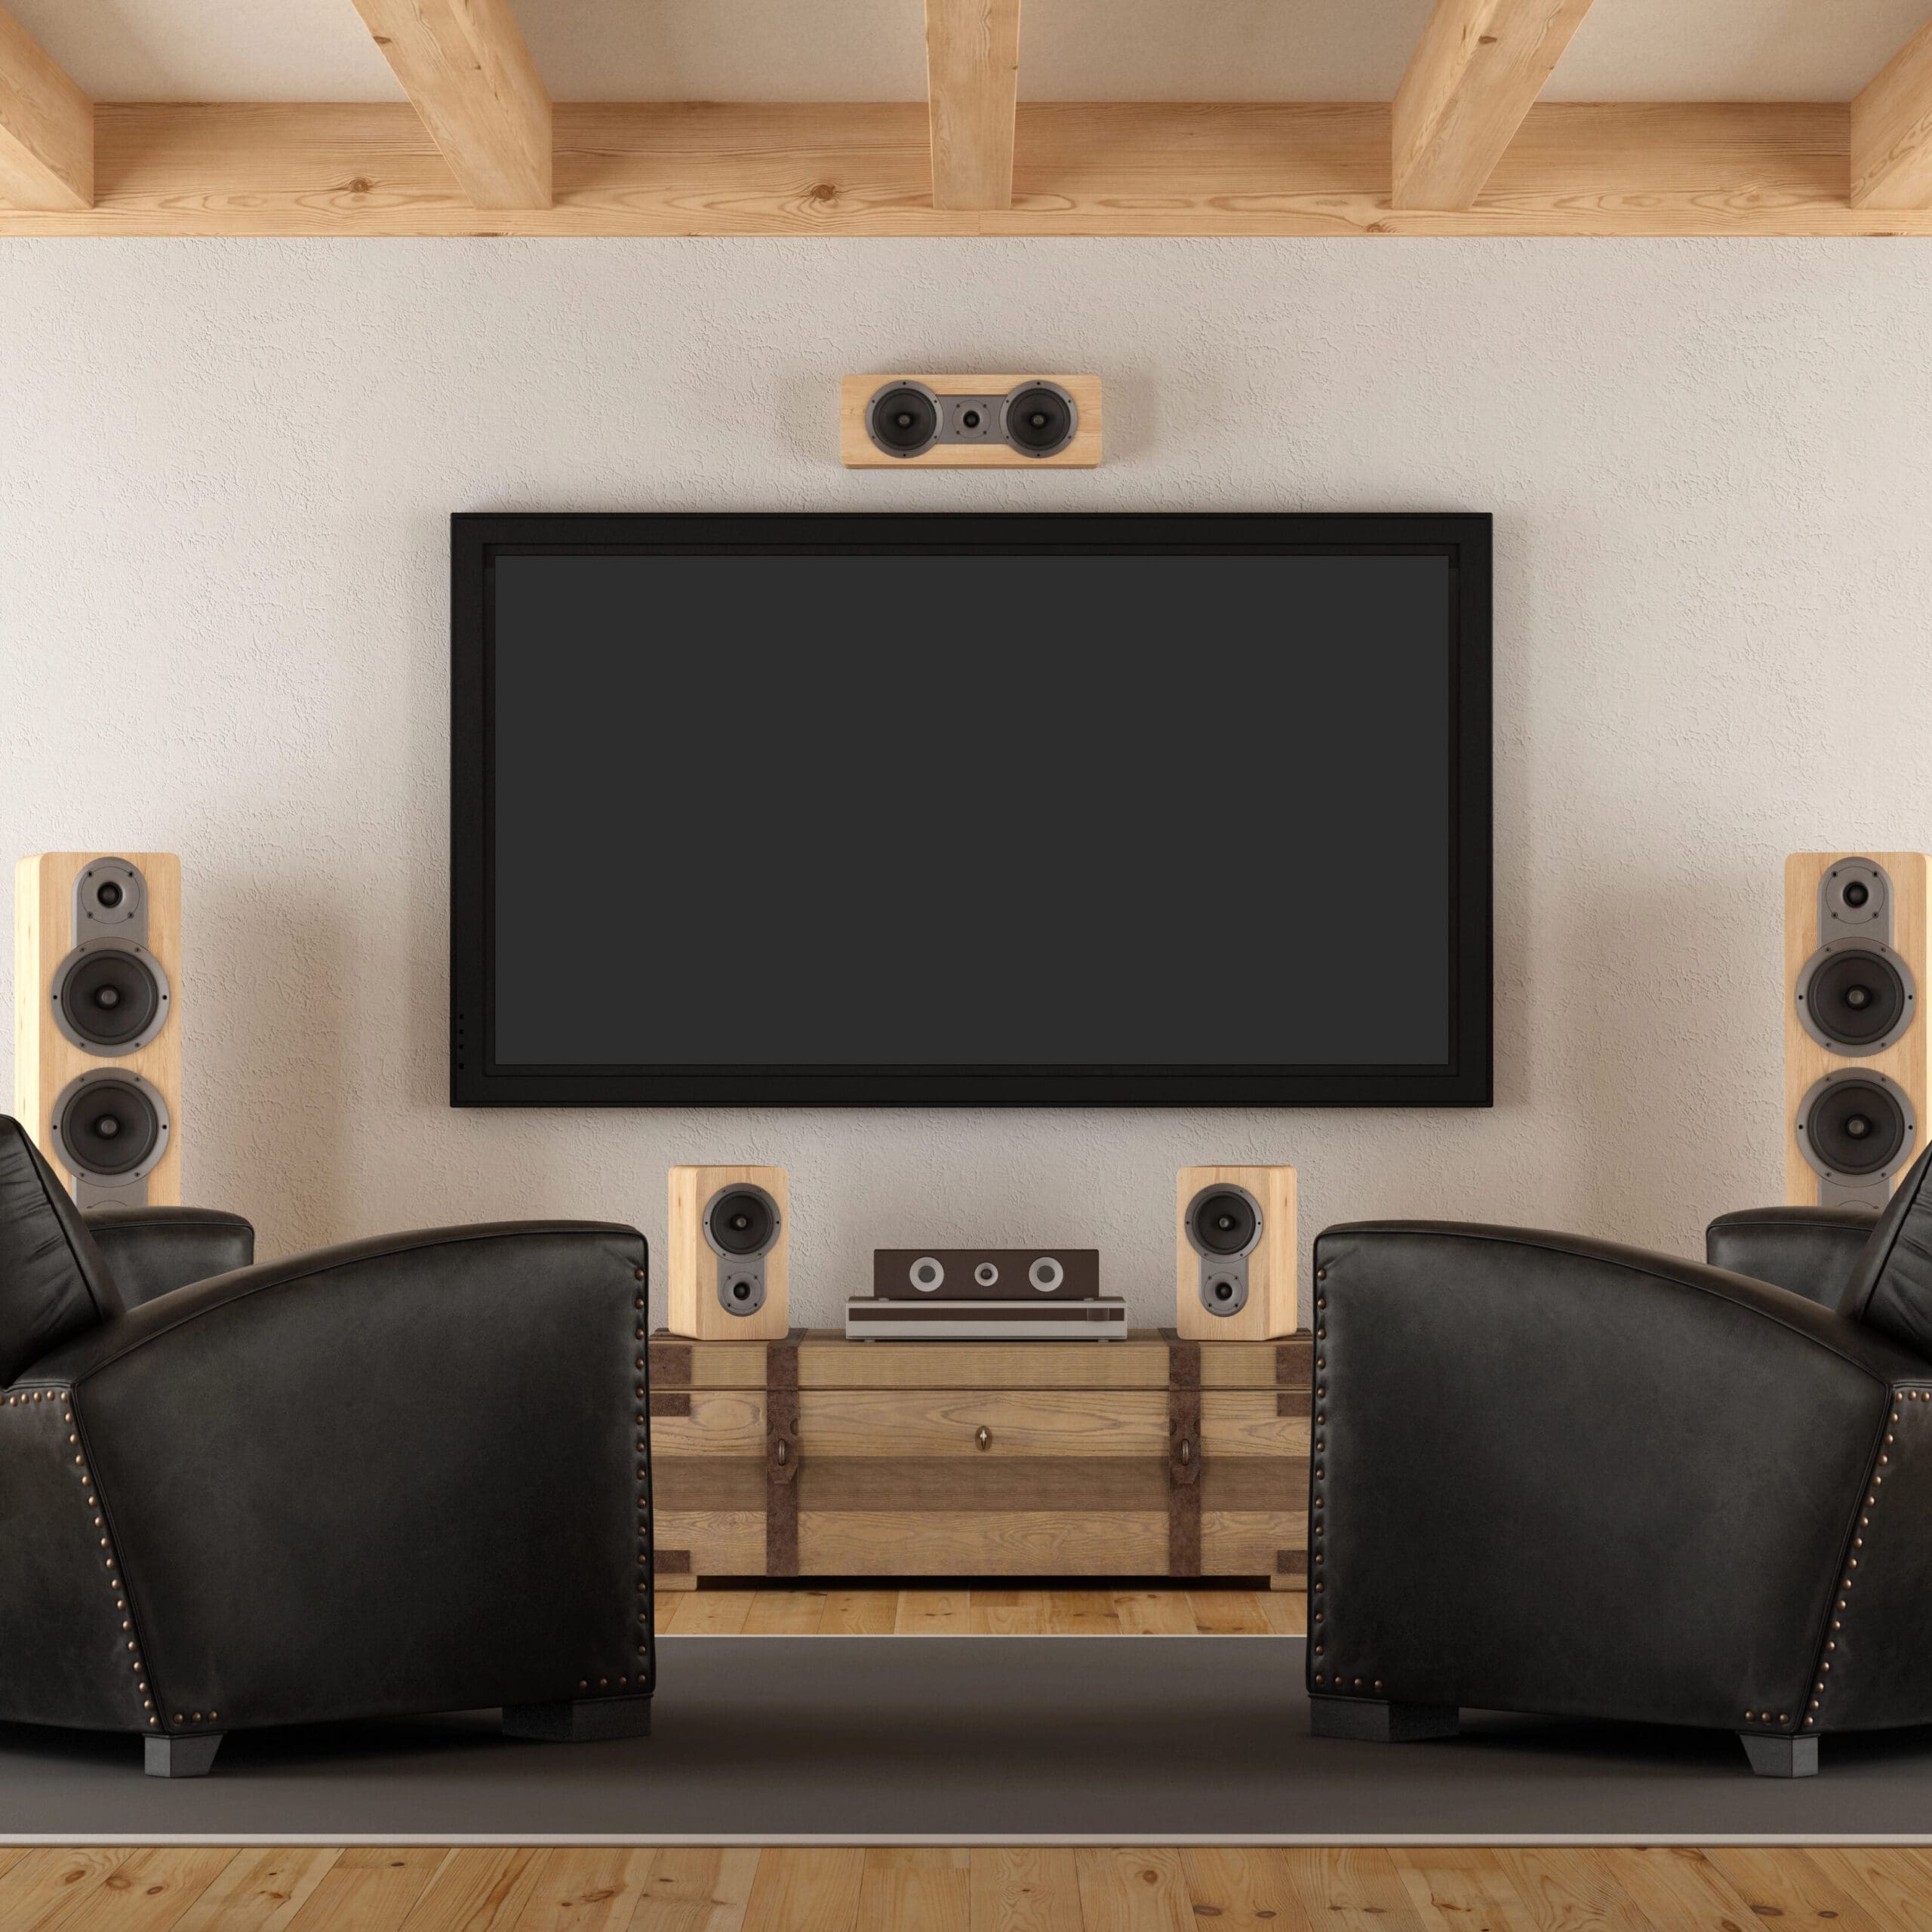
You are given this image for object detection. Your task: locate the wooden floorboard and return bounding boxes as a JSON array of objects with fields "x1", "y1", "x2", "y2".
[
  {"x1": 657, "y1": 1584, "x2": 1306, "y2": 1637},
  {"x1": 0, "y1": 1848, "x2": 1924, "y2": 1928}
]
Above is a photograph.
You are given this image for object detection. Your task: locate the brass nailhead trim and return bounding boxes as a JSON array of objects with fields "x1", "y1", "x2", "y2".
[
  {"x1": 27, "y1": 1388, "x2": 168, "y2": 1734},
  {"x1": 1809, "y1": 1392, "x2": 1915, "y2": 1734}
]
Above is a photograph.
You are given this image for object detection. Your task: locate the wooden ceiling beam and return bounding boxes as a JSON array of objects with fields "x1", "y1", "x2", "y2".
[
  {"x1": 1391, "y1": 0, "x2": 1596, "y2": 208},
  {"x1": 924, "y1": 0, "x2": 1022, "y2": 210},
  {"x1": 1851, "y1": 15, "x2": 1932, "y2": 208},
  {"x1": 349, "y1": 0, "x2": 550, "y2": 208},
  {"x1": 4, "y1": 102, "x2": 1932, "y2": 239},
  {"x1": 0, "y1": 2, "x2": 91, "y2": 210}
]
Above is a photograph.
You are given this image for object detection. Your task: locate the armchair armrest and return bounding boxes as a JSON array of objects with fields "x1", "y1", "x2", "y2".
[
  {"x1": 79, "y1": 1207, "x2": 254, "y2": 1307},
  {"x1": 1706, "y1": 1204, "x2": 1876, "y2": 1308},
  {"x1": 1309, "y1": 1220, "x2": 1931, "y2": 1736},
  {"x1": 24, "y1": 1219, "x2": 648, "y2": 1734}
]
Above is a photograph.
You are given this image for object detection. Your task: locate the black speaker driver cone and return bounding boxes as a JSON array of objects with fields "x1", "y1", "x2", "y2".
[
  {"x1": 1807, "y1": 948, "x2": 1909, "y2": 1048},
  {"x1": 709, "y1": 1189, "x2": 776, "y2": 1255},
  {"x1": 60, "y1": 947, "x2": 162, "y2": 1048},
  {"x1": 1192, "y1": 1189, "x2": 1258, "y2": 1256},
  {"x1": 58, "y1": 1078, "x2": 161, "y2": 1177},
  {"x1": 1807, "y1": 1078, "x2": 1907, "y2": 1177},
  {"x1": 868, "y1": 385, "x2": 940, "y2": 456},
  {"x1": 1003, "y1": 384, "x2": 1075, "y2": 457}
]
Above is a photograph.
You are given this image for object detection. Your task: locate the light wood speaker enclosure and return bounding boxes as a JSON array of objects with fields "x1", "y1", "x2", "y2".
[
  {"x1": 1175, "y1": 1164, "x2": 1297, "y2": 1341},
  {"x1": 1784, "y1": 851, "x2": 1930, "y2": 1206},
  {"x1": 667, "y1": 1164, "x2": 791, "y2": 1341},
  {"x1": 14, "y1": 852, "x2": 182, "y2": 1205},
  {"x1": 839, "y1": 374, "x2": 1103, "y2": 469}
]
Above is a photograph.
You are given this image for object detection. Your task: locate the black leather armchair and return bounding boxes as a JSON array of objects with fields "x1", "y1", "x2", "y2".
[
  {"x1": 0, "y1": 1115, "x2": 652, "y2": 1777},
  {"x1": 1308, "y1": 1145, "x2": 1932, "y2": 1777}
]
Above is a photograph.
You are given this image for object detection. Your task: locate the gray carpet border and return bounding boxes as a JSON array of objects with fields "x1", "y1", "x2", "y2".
[{"x1": 3, "y1": 1635, "x2": 1930, "y2": 1846}]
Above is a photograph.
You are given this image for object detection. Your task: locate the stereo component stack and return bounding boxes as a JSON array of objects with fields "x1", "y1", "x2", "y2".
[
  {"x1": 1177, "y1": 1164, "x2": 1298, "y2": 1340},
  {"x1": 15, "y1": 853, "x2": 182, "y2": 1208},
  {"x1": 667, "y1": 1164, "x2": 791, "y2": 1340},
  {"x1": 1786, "y1": 853, "x2": 1929, "y2": 1207},
  {"x1": 846, "y1": 1247, "x2": 1124, "y2": 1339}
]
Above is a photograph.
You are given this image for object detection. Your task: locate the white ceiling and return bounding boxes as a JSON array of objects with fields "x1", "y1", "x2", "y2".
[{"x1": 12, "y1": 0, "x2": 1926, "y2": 104}]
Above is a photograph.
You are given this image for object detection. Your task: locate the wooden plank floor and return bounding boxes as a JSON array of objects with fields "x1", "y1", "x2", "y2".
[
  {"x1": 657, "y1": 1584, "x2": 1308, "y2": 1636},
  {"x1": 0, "y1": 1845, "x2": 1927, "y2": 1929}
]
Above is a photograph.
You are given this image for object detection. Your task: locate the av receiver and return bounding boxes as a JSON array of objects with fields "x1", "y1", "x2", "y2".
[
  {"x1": 852, "y1": 1245, "x2": 1123, "y2": 1340},
  {"x1": 873, "y1": 1248, "x2": 1100, "y2": 1300}
]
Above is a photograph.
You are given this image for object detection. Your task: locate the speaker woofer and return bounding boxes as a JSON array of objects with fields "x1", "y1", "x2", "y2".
[
  {"x1": 865, "y1": 383, "x2": 940, "y2": 457},
  {"x1": 51, "y1": 940, "x2": 170, "y2": 1054},
  {"x1": 1186, "y1": 1185, "x2": 1262, "y2": 1258},
  {"x1": 1798, "y1": 1071, "x2": 1915, "y2": 1181},
  {"x1": 51, "y1": 1071, "x2": 169, "y2": 1185},
  {"x1": 1797, "y1": 940, "x2": 1915, "y2": 1054},
  {"x1": 1001, "y1": 382, "x2": 1077, "y2": 457},
  {"x1": 705, "y1": 1186, "x2": 780, "y2": 1257}
]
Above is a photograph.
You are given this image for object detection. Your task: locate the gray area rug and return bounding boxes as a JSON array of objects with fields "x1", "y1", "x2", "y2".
[{"x1": 7, "y1": 1637, "x2": 1932, "y2": 1842}]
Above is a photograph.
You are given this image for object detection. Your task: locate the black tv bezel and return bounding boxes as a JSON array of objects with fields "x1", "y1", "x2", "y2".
[{"x1": 451, "y1": 510, "x2": 1492, "y2": 1109}]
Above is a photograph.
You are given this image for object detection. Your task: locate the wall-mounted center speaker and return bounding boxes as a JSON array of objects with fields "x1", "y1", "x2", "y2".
[
  {"x1": 1176, "y1": 1164, "x2": 1297, "y2": 1340},
  {"x1": 668, "y1": 1164, "x2": 790, "y2": 1340},
  {"x1": 1786, "y1": 852, "x2": 1927, "y2": 1207},
  {"x1": 841, "y1": 374, "x2": 1102, "y2": 468},
  {"x1": 15, "y1": 853, "x2": 181, "y2": 1208}
]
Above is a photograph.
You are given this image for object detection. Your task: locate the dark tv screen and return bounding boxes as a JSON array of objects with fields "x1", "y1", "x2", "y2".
[{"x1": 451, "y1": 512, "x2": 1491, "y2": 1106}]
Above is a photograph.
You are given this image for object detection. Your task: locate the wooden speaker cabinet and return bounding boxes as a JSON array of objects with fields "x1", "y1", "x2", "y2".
[
  {"x1": 648, "y1": 1328, "x2": 1311, "y2": 1591},
  {"x1": 1176, "y1": 1164, "x2": 1297, "y2": 1340},
  {"x1": 15, "y1": 852, "x2": 181, "y2": 1206},
  {"x1": 840, "y1": 374, "x2": 1103, "y2": 468},
  {"x1": 1785, "y1": 851, "x2": 1930, "y2": 1207},
  {"x1": 667, "y1": 1164, "x2": 791, "y2": 1340}
]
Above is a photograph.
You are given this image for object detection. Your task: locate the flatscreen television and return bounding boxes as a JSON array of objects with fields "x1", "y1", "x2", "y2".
[{"x1": 451, "y1": 511, "x2": 1491, "y2": 1107}]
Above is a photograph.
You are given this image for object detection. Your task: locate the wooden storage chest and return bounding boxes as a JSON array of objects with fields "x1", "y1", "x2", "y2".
[{"x1": 647, "y1": 1328, "x2": 1310, "y2": 1591}]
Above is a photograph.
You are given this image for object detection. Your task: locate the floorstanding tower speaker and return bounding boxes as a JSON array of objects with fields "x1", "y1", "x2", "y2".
[
  {"x1": 1786, "y1": 851, "x2": 1928, "y2": 1208},
  {"x1": 15, "y1": 853, "x2": 181, "y2": 1207},
  {"x1": 667, "y1": 1164, "x2": 790, "y2": 1340}
]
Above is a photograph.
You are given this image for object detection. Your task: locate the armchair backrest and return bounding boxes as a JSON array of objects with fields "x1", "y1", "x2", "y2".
[
  {"x1": 1840, "y1": 1143, "x2": 1932, "y2": 1360},
  {"x1": 0, "y1": 1116, "x2": 125, "y2": 1381}
]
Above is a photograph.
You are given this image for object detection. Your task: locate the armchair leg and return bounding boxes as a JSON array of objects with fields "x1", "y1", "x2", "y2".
[
  {"x1": 1310, "y1": 1696, "x2": 1460, "y2": 1743},
  {"x1": 503, "y1": 1695, "x2": 652, "y2": 1743},
  {"x1": 145, "y1": 1733, "x2": 223, "y2": 1778},
  {"x1": 1740, "y1": 1732, "x2": 1819, "y2": 1778}
]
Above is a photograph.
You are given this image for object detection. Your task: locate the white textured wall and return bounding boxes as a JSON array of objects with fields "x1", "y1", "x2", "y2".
[{"x1": 4, "y1": 237, "x2": 1929, "y2": 1329}]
